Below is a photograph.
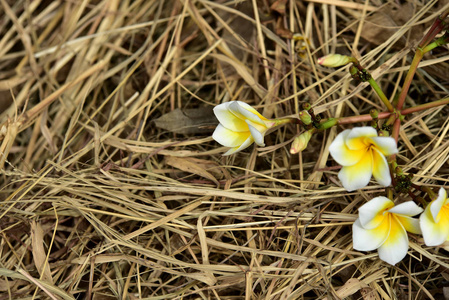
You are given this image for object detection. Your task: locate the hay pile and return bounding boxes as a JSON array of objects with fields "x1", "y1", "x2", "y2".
[{"x1": 1, "y1": 0, "x2": 449, "y2": 299}]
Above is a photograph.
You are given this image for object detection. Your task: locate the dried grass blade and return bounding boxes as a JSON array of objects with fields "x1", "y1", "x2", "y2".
[{"x1": 30, "y1": 221, "x2": 53, "y2": 284}]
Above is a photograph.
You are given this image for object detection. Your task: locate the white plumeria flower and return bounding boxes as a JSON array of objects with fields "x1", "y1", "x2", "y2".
[
  {"x1": 212, "y1": 101, "x2": 275, "y2": 156},
  {"x1": 420, "y1": 188, "x2": 449, "y2": 246},
  {"x1": 329, "y1": 127, "x2": 398, "y2": 191},
  {"x1": 353, "y1": 197, "x2": 423, "y2": 265}
]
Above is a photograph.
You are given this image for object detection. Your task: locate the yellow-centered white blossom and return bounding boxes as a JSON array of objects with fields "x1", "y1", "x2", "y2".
[
  {"x1": 353, "y1": 197, "x2": 423, "y2": 265},
  {"x1": 420, "y1": 188, "x2": 449, "y2": 246},
  {"x1": 212, "y1": 101, "x2": 276, "y2": 156},
  {"x1": 329, "y1": 127, "x2": 398, "y2": 191}
]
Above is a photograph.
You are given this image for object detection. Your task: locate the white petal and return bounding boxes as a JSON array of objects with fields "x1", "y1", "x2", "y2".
[
  {"x1": 371, "y1": 147, "x2": 391, "y2": 187},
  {"x1": 222, "y1": 137, "x2": 254, "y2": 156},
  {"x1": 430, "y1": 188, "x2": 448, "y2": 222},
  {"x1": 212, "y1": 124, "x2": 250, "y2": 147},
  {"x1": 338, "y1": 150, "x2": 373, "y2": 191},
  {"x1": 345, "y1": 127, "x2": 377, "y2": 150},
  {"x1": 388, "y1": 201, "x2": 423, "y2": 217},
  {"x1": 329, "y1": 130, "x2": 366, "y2": 166},
  {"x1": 229, "y1": 102, "x2": 266, "y2": 127},
  {"x1": 377, "y1": 215, "x2": 409, "y2": 265},
  {"x1": 353, "y1": 218, "x2": 389, "y2": 251},
  {"x1": 246, "y1": 121, "x2": 265, "y2": 146},
  {"x1": 420, "y1": 203, "x2": 449, "y2": 246},
  {"x1": 234, "y1": 101, "x2": 267, "y2": 120},
  {"x1": 370, "y1": 136, "x2": 398, "y2": 156},
  {"x1": 358, "y1": 196, "x2": 393, "y2": 229},
  {"x1": 213, "y1": 102, "x2": 248, "y2": 132}
]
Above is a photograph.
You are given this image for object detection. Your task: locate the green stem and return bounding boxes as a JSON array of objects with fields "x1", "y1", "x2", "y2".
[
  {"x1": 422, "y1": 186, "x2": 437, "y2": 201},
  {"x1": 317, "y1": 118, "x2": 338, "y2": 130},
  {"x1": 386, "y1": 188, "x2": 394, "y2": 201},
  {"x1": 401, "y1": 97, "x2": 449, "y2": 115},
  {"x1": 422, "y1": 32, "x2": 449, "y2": 53},
  {"x1": 273, "y1": 118, "x2": 297, "y2": 127},
  {"x1": 368, "y1": 77, "x2": 394, "y2": 112},
  {"x1": 385, "y1": 114, "x2": 397, "y2": 126}
]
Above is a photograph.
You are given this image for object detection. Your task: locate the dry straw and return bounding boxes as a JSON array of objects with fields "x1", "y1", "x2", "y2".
[{"x1": 0, "y1": 0, "x2": 448, "y2": 299}]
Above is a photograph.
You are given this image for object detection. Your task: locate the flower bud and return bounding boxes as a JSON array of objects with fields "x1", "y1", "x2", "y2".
[
  {"x1": 290, "y1": 131, "x2": 312, "y2": 154},
  {"x1": 370, "y1": 109, "x2": 379, "y2": 119},
  {"x1": 318, "y1": 54, "x2": 352, "y2": 67},
  {"x1": 299, "y1": 110, "x2": 312, "y2": 125}
]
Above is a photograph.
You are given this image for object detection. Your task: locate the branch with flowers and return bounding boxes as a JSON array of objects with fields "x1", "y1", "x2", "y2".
[{"x1": 211, "y1": 10, "x2": 449, "y2": 265}]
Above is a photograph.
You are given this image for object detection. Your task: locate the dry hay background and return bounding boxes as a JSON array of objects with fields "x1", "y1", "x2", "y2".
[{"x1": 1, "y1": 0, "x2": 449, "y2": 299}]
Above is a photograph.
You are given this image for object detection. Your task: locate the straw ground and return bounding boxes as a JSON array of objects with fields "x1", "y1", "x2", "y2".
[{"x1": 1, "y1": 0, "x2": 449, "y2": 299}]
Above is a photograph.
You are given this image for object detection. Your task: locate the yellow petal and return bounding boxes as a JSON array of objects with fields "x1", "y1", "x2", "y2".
[
  {"x1": 396, "y1": 215, "x2": 421, "y2": 235},
  {"x1": 353, "y1": 215, "x2": 389, "y2": 251},
  {"x1": 338, "y1": 150, "x2": 373, "y2": 191},
  {"x1": 329, "y1": 130, "x2": 366, "y2": 166},
  {"x1": 387, "y1": 201, "x2": 423, "y2": 217},
  {"x1": 345, "y1": 127, "x2": 377, "y2": 150},
  {"x1": 371, "y1": 147, "x2": 391, "y2": 187},
  {"x1": 420, "y1": 203, "x2": 449, "y2": 246},
  {"x1": 213, "y1": 103, "x2": 249, "y2": 132},
  {"x1": 369, "y1": 136, "x2": 398, "y2": 156},
  {"x1": 358, "y1": 196, "x2": 393, "y2": 229},
  {"x1": 223, "y1": 137, "x2": 254, "y2": 156},
  {"x1": 377, "y1": 214, "x2": 409, "y2": 265},
  {"x1": 234, "y1": 101, "x2": 268, "y2": 121},
  {"x1": 387, "y1": 201, "x2": 423, "y2": 235},
  {"x1": 246, "y1": 120, "x2": 265, "y2": 146},
  {"x1": 229, "y1": 101, "x2": 266, "y2": 127},
  {"x1": 212, "y1": 124, "x2": 250, "y2": 147},
  {"x1": 430, "y1": 188, "x2": 448, "y2": 222}
]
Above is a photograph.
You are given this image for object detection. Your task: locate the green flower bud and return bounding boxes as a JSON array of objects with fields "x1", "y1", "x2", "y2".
[
  {"x1": 290, "y1": 130, "x2": 313, "y2": 154},
  {"x1": 299, "y1": 110, "x2": 312, "y2": 125},
  {"x1": 317, "y1": 54, "x2": 352, "y2": 67}
]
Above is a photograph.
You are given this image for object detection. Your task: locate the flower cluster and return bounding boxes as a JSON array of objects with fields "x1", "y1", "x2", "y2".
[
  {"x1": 212, "y1": 100, "x2": 448, "y2": 266},
  {"x1": 354, "y1": 188, "x2": 449, "y2": 265},
  {"x1": 327, "y1": 127, "x2": 449, "y2": 265}
]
